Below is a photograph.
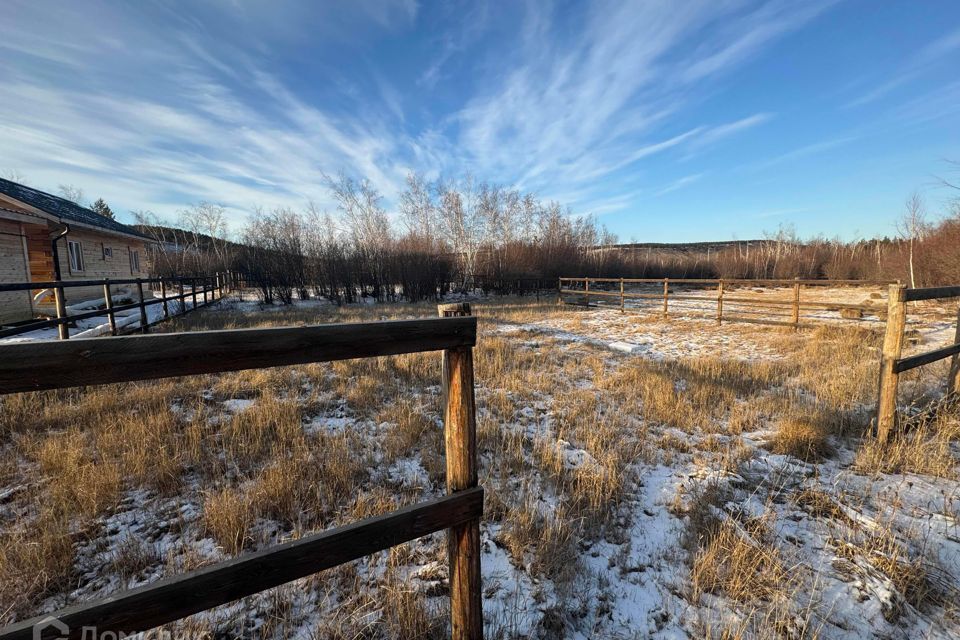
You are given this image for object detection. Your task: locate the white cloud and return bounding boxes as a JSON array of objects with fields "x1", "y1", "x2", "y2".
[
  {"x1": 743, "y1": 136, "x2": 858, "y2": 172},
  {"x1": 656, "y1": 174, "x2": 704, "y2": 197},
  {"x1": 447, "y1": 0, "x2": 828, "y2": 207},
  {"x1": 0, "y1": 0, "x2": 834, "y2": 230},
  {"x1": 844, "y1": 26, "x2": 960, "y2": 109}
]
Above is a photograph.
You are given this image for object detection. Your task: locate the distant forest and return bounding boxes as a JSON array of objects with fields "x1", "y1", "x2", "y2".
[{"x1": 134, "y1": 173, "x2": 960, "y2": 303}]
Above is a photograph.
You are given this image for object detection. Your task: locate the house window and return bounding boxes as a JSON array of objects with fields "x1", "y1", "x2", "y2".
[
  {"x1": 129, "y1": 248, "x2": 140, "y2": 273},
  {"x1": 67, "y1": 240, "x2": 84, "y2": 273},
  {"x1": 102, "y1": 244, "x2": 113, "y2": 260}
]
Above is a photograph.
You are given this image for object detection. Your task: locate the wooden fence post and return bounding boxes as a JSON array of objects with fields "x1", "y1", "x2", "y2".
[
  {"x1": 203, "y1": 278, "x2": 209, "y2": 306},
  {"x1": 949, "y1": 305, "x2": 960, "y2": 397},
  {"x1": 192, "y1": 278, "x2": 198, "y2": 310},
  {"x1": 136, "y1": 278, "x2": 150, "y2": 334},
  {"x1": 556, "y1": 278, "x2": 562, "y2": 305},
  {"x1": 876, "y1": 284, "x2": 907, "y2": 443},
  {"x1": 103, "y1": 280, "x2": 117, "y2": 336},
  {"x1": 160, "y1": 279, "x2": 169, "y2": 320},
  {"x1": 437, "y1": 303, "x2": 482, "y2": 640},
  {"x1": 178, "y1": 280, "x2": 185, "y2": 314},
  {"x1": 54, "y1": 285, "x2": 69, "y2": 340},
  {"x1": 792, "y1": 277, "x2": 801, "y2": 329},
  {"x1": 584, "y1": 277, "x2": 590, "y2": 307},
  {"x1": 717, "y1": 280, "x2": 724, "y2": 325},
  {"x1": 663, "y1": 278, "x2": 669, "y2": 316},
  {"x1": 620, "y1": 277, "x2": 625, "y2": 313}
]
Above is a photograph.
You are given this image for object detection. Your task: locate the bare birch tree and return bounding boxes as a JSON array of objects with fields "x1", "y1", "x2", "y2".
[{"x1": 897, "y1": 192, "x2": 927, "y2": 288}]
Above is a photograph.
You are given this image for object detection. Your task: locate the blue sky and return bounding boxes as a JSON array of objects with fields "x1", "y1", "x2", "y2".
[{"x1": 1, "y1": 0, "x2": 958, "y2": 242}]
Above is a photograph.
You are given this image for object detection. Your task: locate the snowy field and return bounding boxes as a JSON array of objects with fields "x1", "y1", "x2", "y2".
[{"x1": 1, "y1": 292, "x2": 958, "y2": 639}]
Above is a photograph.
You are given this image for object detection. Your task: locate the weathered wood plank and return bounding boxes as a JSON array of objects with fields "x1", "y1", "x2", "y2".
[
  {"x1": 876, "y1": 285, "x2": 907, "y2": 443},
  {"x1": 0, "y1": 277, "x2": 160, "y2": 292},
  {"x1": 894, "y1": 342, "x2": 960, "y2": 373},
  {"x1": 0, "y1": 317, "x2": 477, "y2": 394},
  {"x1": 949, "y1": 307, "x2": 960, "y2": 396},
  {"x1": 0, "y1": 488, "x2": 484, "y2": 640},
  {"x1": 439, "y1": 304, "x2": 482, "y2": 640},
  {"x1": 560, "y1": 277, "x2": 895, "y2": 286},
  {"x1": 903, "y1": 285, "x2": 960, "y2": 302}
]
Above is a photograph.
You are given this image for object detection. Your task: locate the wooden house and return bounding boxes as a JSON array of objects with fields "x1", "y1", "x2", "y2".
[{"x1": 0, "y1": 177, "x2": 155, "y2": 325}]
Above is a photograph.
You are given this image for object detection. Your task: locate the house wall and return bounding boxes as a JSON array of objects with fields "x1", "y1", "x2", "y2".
[
  {"x1": 0, "y1": 219, "x2": 32, "y2": 324},
  {"x1": 53, "y1": 229, "x2": 150, "y2": 306},
  {"x1": 24, "y1": 224, "x2": 54, "y2": 282}
]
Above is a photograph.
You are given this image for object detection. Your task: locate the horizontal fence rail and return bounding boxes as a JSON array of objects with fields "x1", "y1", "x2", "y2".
[
  {"x1": 0, "y1": 272, "x2": 232, "y2": 340},
  {"x1": 0, "y1": 317, "x2": 477, "y2": 394},
  {"x1": 0, "y1": 313, "x2": 483, "y2": 640},
  {"x1": 903, "y1": 285, "x2": 960, "y2": 302},
  {"x1": 0, "y1": 488, "x2": 483, "y2": 640},
  {"x1": 558, "y1": 276, "x2": 895, "y2": 329},
  {"x1": 558, "y1": 276, "x2": 896, "y2": 286},
  {"x1": 876, "y1": 284, "x2": 960, "y2": 443}
]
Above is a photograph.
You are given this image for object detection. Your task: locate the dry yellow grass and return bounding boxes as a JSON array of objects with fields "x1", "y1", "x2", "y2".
[
  {"x1": 690, "y1": 516, "x2": 788, "y2": 604},
  {"x1": 854, "y1": 399, "x2": 960, "y2": 478},
  {"x1": 0, "y1": 295, "x2": 955, "y2": 635},
  {"x1": 768, "y1": 416, "x2": 834, "y2": 462},
  {"x1": 202, "y1": 486, "x2": 254, "y2": 555}
]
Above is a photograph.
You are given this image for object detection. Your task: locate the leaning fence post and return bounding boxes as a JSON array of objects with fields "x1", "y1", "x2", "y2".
[
  {"x1": 437, "y1": 303, "x2": 482, "y2": 640},
  {"x1": 620, "y1": 277, "x2": 625, "y2": 313},
  {"x1": 717, "y1": 279, "x2": 724, "y2": 325},
  {"x1": 584, "y1": 277, "x2": 590, "y2": 307},
  {"x1": 948, "y1": 305, "x2": 960, "y2": 397},
  {"x1": 663, "y1": 278, "x2": 669, "y2": 316},
  {"x1": 876, "y1": 284, "x2": 907, "y2": 443},
  {"x1": 54, "y1": 285, "x2": 69, "y2": 340},
  {"x1": 792, "y1": 277, "x2": 801, "y2": 329},
  {"x1": 136, "y1": 278, "x2": 150, "y2": 334},
  {"x1": 103, "y1": 280, "x2": 117, "y2": 336}
]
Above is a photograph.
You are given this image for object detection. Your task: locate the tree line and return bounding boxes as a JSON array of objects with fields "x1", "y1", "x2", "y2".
[
  {"x1": 135, "y1": 175, "x2": 960, "y2": 304},
  {"x1": 136, "y1": 173, "x2": 616, "y2": 304}
]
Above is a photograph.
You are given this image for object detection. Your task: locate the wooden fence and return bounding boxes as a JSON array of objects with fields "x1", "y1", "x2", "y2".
[
  {"x1": 0, "y1": 273, "x2": 232, "y2": 341},
  {"x1": 558, "y1": 276, "x2": 896, "y2": 329},
  {"x1": 875, "y1": 284, "x2": 960, "y2": 443},
  {"x1": 0, "y1": 312, "x2": 483, "y2": 640}
]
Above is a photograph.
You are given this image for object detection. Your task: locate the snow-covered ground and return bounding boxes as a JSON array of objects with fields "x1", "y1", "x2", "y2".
[
  {"x1": 2, "y1": 293, "x2": 958, "y2": 638},
  {"x1": 551, "y1": 284, "x2": 957, "y2": 361}
]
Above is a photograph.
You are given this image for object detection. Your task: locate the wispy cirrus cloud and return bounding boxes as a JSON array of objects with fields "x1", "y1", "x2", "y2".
[
  {"x1": 0, "y1": 0, "x2": 837, "y2": 230},
  {"x1": 447, "y1": 0, "x2": 829, "y2": 212},
  {"x1": 0, "y1": 0, "x2": 420, "y2": 226},
  {"x1": 656, "y1": 173, "x2": 705, "y2": 197},
  {"x1": 741, "y1": 136, "x2": 858, "y2": 173},
  {"x1": 844, "y1": 26, "x2": 960, "y2": 109}
]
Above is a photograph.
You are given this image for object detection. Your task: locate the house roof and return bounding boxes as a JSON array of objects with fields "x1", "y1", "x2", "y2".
[{"x1": 0, "y1": 177, "x2": 153, "y2": 241}]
